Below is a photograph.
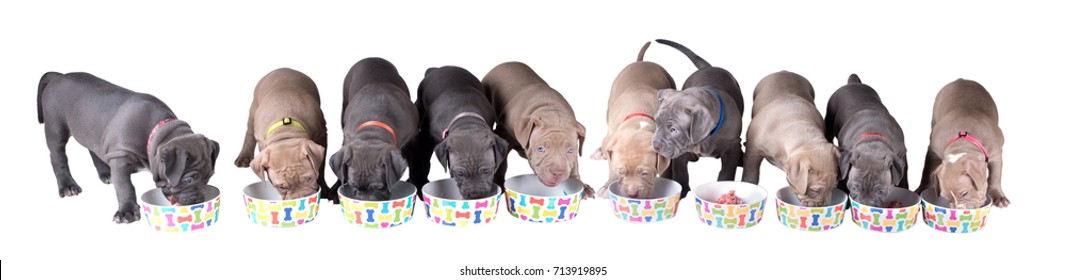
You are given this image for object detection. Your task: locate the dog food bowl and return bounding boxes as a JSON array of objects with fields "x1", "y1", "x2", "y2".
[
  {"x1": 422, "y1": 179, "x2": 502, "y2": 227},
  {"x1": 693, "y1": 181, "x2": 767, "y2": 229},
  {"x1": 775, "y1": 188, "x2": 847, "y2": 231},
  {"x1": 242, "y1": 182, "x2": 320, "y2": 228},
  {"x1": 139, "y1": 185, "x2": 221, "y2": 233},
  {"x1": 919, "y1": 189, "x2": 992, "y2": 233},
  {"x1": 608, "y1": 178, "x2": 682, "y2": 223},
  {"x1": 504, "y1": 174, "x2": 584, "y2": 223},
  {"x1": 849, "y1": 188, "x2": 922, "y2": 233},
  {"x1": 339, "y1": 181, "x2": 418, "y2": 228}
]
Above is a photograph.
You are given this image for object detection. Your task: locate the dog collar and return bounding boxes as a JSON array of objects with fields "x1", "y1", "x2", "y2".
[
  {"x1": 357, "y1": 120, "x2": 397, "y2": 144},
  {"x1": 147, "y1": 118, "x2": 174, "y2": 155},
  {"x1": 442, "y1": 112, "x2": 485, "y2": 139},
  {"x1": 946, "y1": 130, "x2": 989, "y2": 162},
  {"x1": 623, "y1": 113, "x2": 654, "y2": 122},
  {"x1": 265, "y1": 117, "x2": 306, "y2": 139},
  {"x1": 860, "y1": 132, "x2": 888, "y2": 140},
  {"x1": 706, "y1": 87, "x2": 725, "y2": 138}
]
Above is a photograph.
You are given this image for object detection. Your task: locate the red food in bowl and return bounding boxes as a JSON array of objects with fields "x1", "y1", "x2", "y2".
[
  {"x1": 716, "y1": 190, "x2": 744, "y2": 204},
  {"x1": 886, "y1": 200, "x2": 903, "y2": 208}
]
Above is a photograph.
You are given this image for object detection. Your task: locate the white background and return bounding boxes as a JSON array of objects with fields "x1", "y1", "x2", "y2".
[{"x1": 2, "y1": 1, "x2": 1061, "y2": 279}]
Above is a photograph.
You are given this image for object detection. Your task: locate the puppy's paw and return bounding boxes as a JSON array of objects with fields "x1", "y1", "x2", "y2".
[
  {"x1": 234, "y1": 156, "x2": 252, "y2": 168},
  {"x1": 991, "y1": 193, "x2": 1011, "y2": 208},
  {"x1": 112, "y1": 203, "x2": 141, "y2": 224},
  {"x1": 581, "y1": 184, "x2": 596, "y2": 200},
  {"x1": 59, "y1": 184, "x2": 82, "y2": 198},
  {"x1": 596, "y1": 185, "x2": 611, "y2": 199}
]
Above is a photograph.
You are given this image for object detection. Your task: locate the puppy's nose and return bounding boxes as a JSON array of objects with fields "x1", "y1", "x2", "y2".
[
  {"x1": 549, "y1": 168, "x2": 565, "y2": 177},
  {"x1": 652, "y1": 140, "x2": 662, "y2": 150}
]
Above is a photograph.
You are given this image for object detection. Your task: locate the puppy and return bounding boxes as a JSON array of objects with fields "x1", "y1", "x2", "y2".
[
  {"x1": 234, "y1": 68, "x2": 327, "y2": 201},
  {"x1": 916, "y1": 79, "x2": 1008, "y2": 209},
  {"x1": 650, "y1": 39, "x2": 744, "y2": 198},
  {"x1": 37, "y1": 72, "x2": 220, "y2": 223},
  {"x1": 408, "y1": 66, "x2": 508, "y2": 200},
  {"x1": 482, "y1": 61, "x2": 594, "y2": 198},
  {"x1": 591, "y1": 42, "x2": 674, "y2": 199},
  {"x1": 329, "y1": 58, "x2": 419, "y2": 201},
  {"x1": 742, "y1": 71, "x2": 840, "y2": 207},
  {"x1": 825, "y1": 74, "x2": 907, "y2": 207}
]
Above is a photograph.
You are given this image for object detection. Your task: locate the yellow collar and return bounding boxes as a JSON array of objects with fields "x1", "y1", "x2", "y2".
[{"x1": 265, "y1": 117, "x2": 306, "y2": 139}]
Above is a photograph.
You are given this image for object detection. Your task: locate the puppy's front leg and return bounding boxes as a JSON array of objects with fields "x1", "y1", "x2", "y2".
[
  {"x1": 234, "y1": 110, "x2": 257, "y2": 168},
  {"x1": 664, "y1": 154, "x2": 690, "y2": 198},
  {"x1": 741, "y1": 147, "x2": 763, "y2": 185},
  {"x1": 915, "y1": 146, "x2": 940, "y2": 195},
  {"x1": 718, "y1": 141, "x2": 743, "y2": 181},
  {"x1": 987, "y1": 155, "x2": 1009, "y2": 208},
  {"x1": 108, "y1": 159, "x2": 141, "y2": 223},
  {"x1": 570, "y1": 160, "x2": 595, "y2": 200}
]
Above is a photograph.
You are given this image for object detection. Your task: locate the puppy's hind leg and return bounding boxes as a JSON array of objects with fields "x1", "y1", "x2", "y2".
[
  {"x1": 405, "y1": 132, "x2": 433, "y2": 198},
  {"x1": 740, "y1": 146, "x2": 763, "y2": 185},
  {"x1": 915, "y1": 146, "x2": 940, "y2": 195},
  {"x1": 45, "y1": 125, "x2": 81, "y2": 197},
  {"x1": 91, "y1": 152, "x2": 111, "y2": 184},
  {"x1": 234, "y1": 107, "x2": 257, "y2": 168}
]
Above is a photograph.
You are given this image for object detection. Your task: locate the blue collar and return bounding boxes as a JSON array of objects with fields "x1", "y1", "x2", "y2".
[{"x1": 706, "y1": 87, "x2": 725, "y2": 137}]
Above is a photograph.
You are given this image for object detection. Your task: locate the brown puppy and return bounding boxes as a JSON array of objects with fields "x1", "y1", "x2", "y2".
[
  {"x1": 482, "y1": 62, "x2": 594, "y2": 198},
  {"x1": 916, "y1": 79, "x2": 1008, "y2": 209},
  {"x1": 235, "y1": 68, "x2": 328, "y2": 200},
  {"x1": 591, "y1": 42, "x2": 674, "y2": 199},
  {"x1": 742, "y1": 71, "x2": 840, "y2": 207}
]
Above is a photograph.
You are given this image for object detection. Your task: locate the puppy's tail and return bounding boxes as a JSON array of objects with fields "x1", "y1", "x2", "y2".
[
  {"x1": 636, "y1": 41, "x2": 651, "y2": 62},
  {"x1": 655, "y1": 39, "x2": 712, "y2": 69},
  {"x1": 848, "y1": 73, "x2": 862, "y2": 84},
  {"x1": 38, "y1": 72, "x2": 61, "y2": 124}
]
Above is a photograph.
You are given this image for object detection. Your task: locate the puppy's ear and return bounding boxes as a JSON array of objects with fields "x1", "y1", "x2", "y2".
[
  {"x1": 838, "y1": 150, "x2": 853, "y2": 180},
  {"x1": 787, "y1": 158, "x2": 811, "y2": 195},
  {"x1": 329, "y1": 149, "x2": 349, "y2": 183},
  {"x1": 591, "y1": 135, "x2": 615, "y2": 160},
  {"x1": 655, "y1": 154, "x2": 670, "y2": 175},
  {"x1": 688, "y1": 106, "x2": 713, "y2": 143},
  {"x1": 206, "y1": 138, "x2": 220, "y2": 168},
  {"x1": 574, "y1": 121, "x2": 587, "y2": 156},
  {"x1": 492, "y1": 135, "x2": 510, "y2": 171},
  {"x1": 385, "y1": 148, "x2": 408, "y2": 186},
  {"x1": 889, "y1": 154, "x2": 906, "y2": 186},
  {"x1": 517, "y1": 116, "x2": 541, "y2": 150},
  {"x1": 251, "y1": 148, "x2": 270, "y2": 181},
  {"x1": 155, "y1": 146, "x2": 188, "y2": 187},
  {"x1": 303, "y1": 141, "x2": 326, "y2": 176},
  {"x1": 433, "y1": 141, "x2": 450, "y2": 172},
  {"x1": 657, "y1": 89, "x2": 675, "y2": 104},
  {"x1": 964, "y1": 160, "x2": 988, "y2": 191}
]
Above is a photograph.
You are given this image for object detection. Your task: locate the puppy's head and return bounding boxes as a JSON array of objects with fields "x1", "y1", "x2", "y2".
[
  {"x1": 151, "y1": 134, "x2": 220, "y2": 206},
  {"x1": 593, "y1": 129, "x2": 669, "y2": 199},
  {"x1": 786, "y1": 144, "x2": 840, "y2": 207},
  {"x1": 840, "y1": 143, "x2": 905, "y2": 206},
  {"x1": 520, "y1": 116, "x2": 585, "y2": 187},
  {"x1": 934, "y1": 153, "x2": 988, "y2": 209},
  {"x1": 252, "y1": 138, "x2": 325, "y2": 200},
  {"x1": 330, "y1": 142, "x2": 406, "y2": 201},
  {"x1": 652, "y1": 88, "x2": 714, "y2": 159},
  {"x1": 435, "y1": 133, "x2": 508, "y2": 199}
]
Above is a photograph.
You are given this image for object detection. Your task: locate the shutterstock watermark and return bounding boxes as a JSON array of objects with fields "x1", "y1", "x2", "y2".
[{"x1": 458, "y1": 265, "x2": 607, "y2": 277}]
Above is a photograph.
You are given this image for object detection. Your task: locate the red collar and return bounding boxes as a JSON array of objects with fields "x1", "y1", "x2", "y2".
[
  {"x1": 860, "y1": 132, "x2": 888, "y2": 140},
  {"x1": 946, "y1": 130, "x2": 989, "y2": 162},
  {"x1": 147, "y1": 118, "x2": 174, "y2": 155},
  {"x1": 623, "y1": 113, "x2": 654, "y2": 122},
  {"x1": 356, "y1": 121, "x2": 397, "y2": 144}
]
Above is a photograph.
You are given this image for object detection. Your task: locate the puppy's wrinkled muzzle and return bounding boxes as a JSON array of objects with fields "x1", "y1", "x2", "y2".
[{"x1": 459, "y1": 183, "x2": 494, "y2": 200}]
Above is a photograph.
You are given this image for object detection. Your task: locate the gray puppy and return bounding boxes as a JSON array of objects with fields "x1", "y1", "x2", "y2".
[
  {"x1": 408, "y1": 66, "x2": 508, "y2": 200},
  {"x1": 825, "y1": 74, "x2": 907, "y2": 207},
  {"x1": 330, "y1": 58, "x2": 419, "y2": 202},
  {"x1": 37, "y1": 72, "x2": 220, "y2": 223},
  {"x1": 650, "y1": 39, "x2": 744, "y2": 198}
]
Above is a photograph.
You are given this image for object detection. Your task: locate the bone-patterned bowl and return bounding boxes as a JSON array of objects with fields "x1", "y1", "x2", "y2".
[
  {"x1": 849, "y1": 187, "x2": 922, "y2": 233},
  {"x1": 339, "y1": 181, "x2": 417, "y2": 228},
  {"x1": 693, "y1": 181, "x2": 767, "y2": 229},
  {"x1": 920, "y1": 189, "x2": 992, "y2": 233},
  {"x1": 607, "y1": 178, "x2": 682, "y2": 223},
  {"x1": 242, "y1": 181, "x2": 320, "y2": 228},
  {"x1": 422, "y1": 179, "x2": 502, "y2": 227},
  {"x1": 140, "y1": 185, "x2": 221, "y2": 233},
  {"x1": 775, "y1": 188, "x2": 848, "y2": 231},
  {"x1": 504, "y1": 174, "x2": 584, "y2": 223}
]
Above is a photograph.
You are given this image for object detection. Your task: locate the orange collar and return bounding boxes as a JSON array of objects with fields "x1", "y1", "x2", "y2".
[{"x1": 357, "y1": 121, "x2": 397, "y2": 144}]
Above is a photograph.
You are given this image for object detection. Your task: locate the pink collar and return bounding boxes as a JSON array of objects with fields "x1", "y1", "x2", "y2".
[
  {"x1": 442, "y1": 112, "x2": 485, "y2": 139},
  {"x1": 860, "y1": 132, "x2": 887, "y2": 140},
  {"x1": 946, "y1": 130, "x2": 989, "y2": 162},
  {"x1": 623, "y1": 113, "x2": 654, "y2": 122},
  {"x1": 147, "y1": 118, "x2": 174, "y2": 155}
]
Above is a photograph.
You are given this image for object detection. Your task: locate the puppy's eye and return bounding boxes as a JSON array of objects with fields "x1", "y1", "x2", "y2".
[
  {"x1": 960, "y1": 191, "x2": 969, "y2": 197},
  {"x1": 567, "y1": 147, "x2": 575, "y2": 154},
  {"x1": 669, "y1": 126, "x2": 679, "y2": 134},
  {"x1": 640, "y1": 171, "x2": 650, "y2": 177},
  {"x1": 480, "y1": 168, "x2": 491, "y2": 175},
  {"x1": 277, "y1": 184, "x2": 287, "y2": 190},
  {"x1": 848, "y1": 184, "x2": 858, "y2": 191},
  {"x1": 878, "y1": 189, "x2": 887, "y2": 196},
  {"x1": 616, "y1": 170, "x2": 624, "y2": 176},
  {"x1": 455, "y1": 170, "x2": 467, "y2": 177},
  {"x1": 181, "y1": 177, "x2": 194, "y2": 185},
  {"x1": 304, "y1": 176, "x2": 314, "y2": 183},
  {"x1": 536, "y1": 146, "x2": 545, "y2": 153}
]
